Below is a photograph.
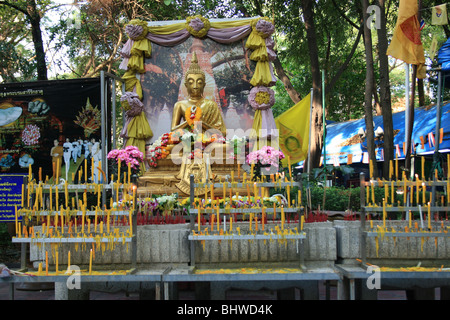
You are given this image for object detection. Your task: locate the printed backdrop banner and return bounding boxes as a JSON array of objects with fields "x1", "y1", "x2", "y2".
[
  {"x1": 0, "y1": 78, "x2": 103, "y2": 183},
  {"x1": 141, "y1": 36, "x2": 257, "y2": 144}
]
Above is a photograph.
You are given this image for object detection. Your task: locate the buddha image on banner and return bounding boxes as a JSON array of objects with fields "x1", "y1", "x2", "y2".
[{"x1": 140, "y1": 37, "x2": 256, "y2": 143}]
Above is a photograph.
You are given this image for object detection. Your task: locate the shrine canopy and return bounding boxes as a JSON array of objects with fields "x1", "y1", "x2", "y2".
[{"x1": 320, "y1": 102, "x2": 450, "y2": 166}]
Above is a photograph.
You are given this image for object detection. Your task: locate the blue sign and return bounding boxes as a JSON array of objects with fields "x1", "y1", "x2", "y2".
[{"x1": 0, "y1": 174, "x2": 26, "y2": 222}]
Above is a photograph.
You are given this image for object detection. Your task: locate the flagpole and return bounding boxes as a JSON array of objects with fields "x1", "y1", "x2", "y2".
[
  {"x1": 432, "y1": 68, "x2": 442, "y2": 205},
  {"x1": 405, "y1": 63, "x2": 410, "y2": 162}
]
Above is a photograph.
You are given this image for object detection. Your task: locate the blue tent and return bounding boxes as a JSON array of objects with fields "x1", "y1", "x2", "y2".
[{"x1": 322, "y1": 102, "x2": 450, "y2": 165}]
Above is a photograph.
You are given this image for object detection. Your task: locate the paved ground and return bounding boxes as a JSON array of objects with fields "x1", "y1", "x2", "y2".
[{"x1": 0, "y1": 279, "x2": 419, "y2": 300}]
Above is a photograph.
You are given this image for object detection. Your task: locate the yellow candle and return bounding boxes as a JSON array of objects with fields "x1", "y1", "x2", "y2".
[
  {"x1": 382, "y1": 199, "x2": 386, "y2": 228},
  {"x1": 223, "y1": 182, "x2": 226, "y2": 199},
  {"x1": 67, "y1": 251, "x2": 71, "y2": 273},
  {"x1": 249, "y1": 212, "x2": 253, "y2": 231},
  {"x1": 39, "y1": 167, "x2": 42, "y2": 182},
  {"x1": 250, "y1": 163, "x2": 254, "y2": 179},
  {"x1": 281, "y1": 206, "x2": 285, "y2": 229},
  {"x1": 371, "y1": 182, "x2": 375, "y2": 204},
  {"x1": 91, "y1": 160, "x2": 94, "y2": 182},
  {"x1": 55, "y1": 186, "x2": 59, "y2": 210},
  {"x1": 243, "y1": 172, "x2": 247, "y2": 183},
  {"x1": 84, "y1": 159, "x2": 87, "y2": 183},
  {"x1": 38, "y1": 262, "x2": 42, "y2": 276},
  {"x1": 384, "y1": 183, "x2": 388, "y2": 203},
  {"x1": 409, "y1": 211, "x2": 412, "y2": 229},
  {"x1": 55, "y1": 250, "x2": 58, "y2": 275},
  {"x1": 197, "y1": 205, "x2": 200, "y2": 232},
  {"x1": 81, "y1": 206, "x2": 85, "y2": 234},
  {"x1": 46, "y1": 214, "x2": 50, "y2": 237},
  {"x1": 300, "y1": 215, "x2": 304, "y2": 231},
  {"x1": 56, "y1": 158, "x2": 60, "y2": 182},
  {"x1": 14, "y1": 206, "x2": 18, "y2": 235},
  {"x1": 45, "y1": 251, "x2": 48, "y2": 276},
  {"x1": 64, "y1": 181, "x2": 68, "y2": 208},
  {"x1": 28, "y1": 164, "x2": 32, "y2": 180},
  {"x1": 97, "y1": 184, "x2": 101, "y2": 207},
  {"x1": 230, "y1": 216, "x2": 233, "y2": 232},
  {"x1": 89, "y1": 249, "x2": 93, "y2": 275},
  {"x1": 231, "y1": 171, "x2": 234, "y2": 182},
  {"x1": 298, "y1": 189, "x2": 302, "y2": 206},
  {"x1": 391, "y1": 181, "x2": 394, "y2": 205},
  {"x1": 403, "y1": 173, "x2": 407, "y2": 204},
  {"x1": 216, "y1": 202, "x2": 220, "y2": 231},
  {"x1": 99, "y1": 221, "x2": 103, "y2": 234},
  {"x1": 422, "y1": 182, "x2": 426, "y2": 204},
  {"x1": 94, "y1": 208, "x2": 98, "y2": 233},
  {"x1": 448, "y1": 154, "x2": 450, "y2": 179},
  {"x1": 389, "y1": 160, "x2": 393, "y2": 180},
  {"x1": 128, "y1": 162, "x2": 131, "y2": 185},
  {"x1": 60, "y1": 207, "x2": 64, "y2": 234},
  {"x1": 369, "y1": 159, "x2": 373, "y2": 178},
  {"x1": 416, "y1": 175, "x2": 419, "y2": 205},
  {"x1": 428, "y1": 202, "x2": 431, "y2": 230},
  {"x1": 129, "y1": 211, "x2": 132, "y2": 235}
]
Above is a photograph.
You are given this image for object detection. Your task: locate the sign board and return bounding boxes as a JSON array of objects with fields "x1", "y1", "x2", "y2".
[{"x1": 0, "y1": 174, "x2": 25, "y2": 222}]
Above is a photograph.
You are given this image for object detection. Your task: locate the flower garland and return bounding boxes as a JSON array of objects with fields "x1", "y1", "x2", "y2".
[
  {"x1": 248, "y1": 86, "x2": 275, "y2": 110},
  {"x1": 186, "y1": 15, "x2": 210, "y2": 38},
  {"x1": 185, "y1": 105, "x2": 202, "y2": 127}
]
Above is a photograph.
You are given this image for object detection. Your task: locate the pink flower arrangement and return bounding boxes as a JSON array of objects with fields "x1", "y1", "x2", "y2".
[
  {"x1": 22, "y1": 124, "x2": 40, "y2": 145},
  {"x1": 255, "y1": 19, "x2": 275, "y2": 38},
  {"x1": 107, "y1": 146, "x2": 144, "y2": 178},
  {"x1": 246, "y1": 146, "x2": 284, "y2": 179},
  {"x1": 248, "y1": 86, "x2": 275, "y2": 110}
]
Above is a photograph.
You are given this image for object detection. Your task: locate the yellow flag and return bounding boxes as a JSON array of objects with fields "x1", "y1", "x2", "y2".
[
  {"x1": 432, "y1": 4, "x2": 448, "y2": 25},
  {"x1": 275, "y1": 93, "x2": 311, "y2": 166},
  {"x1": 386, "y1": 0, "x2": 425, "y2": 65}
]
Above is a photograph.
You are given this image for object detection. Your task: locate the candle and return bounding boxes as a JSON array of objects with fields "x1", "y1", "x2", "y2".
[
  {"x1": 14, "y1": 206, "x2": 18, "y2": 235},
  {"x1": 231, "y1": 171, "x2": 234, "y2": 182},
  {"x1": 391, "y1": 181, "x2": 394, "y2": 205},
  {"x1": 382, "y1": 199, "x2": 386, "y2": 228},
  {"x1": 249, "y1": 212, "x2": 253, "y2": 231},
  {"x1": 415, "y1": 175, "x2": 419, "y2": 205},
  {"x1": 84, "y1": 159, "x2": 87, "y2": 183},
  {"x1": 38, "y1": 262, "x2": 42, "y2": 276},
  {"x1": 78, "y1": 168, "x2": 82, "y2": 182},
  {"x1": 91, "y1": 159, "x2": 94, "y2": 182},
  {"x1": 82, "y1": 205, "x2": 85, "y2": 234},
  {"x1": 243, "y1": 172, "x2": 247, "y2": 183},
  {"x1": 46, "y1": 213, "x2": 50, "y2": 237},
  {"x1": 250, "y1": 163, "x2": 254, "y2": 179},
  {"x1": 369, "y1": 159, "x2": 373, "y2": 178},
  {"x1": 230, "y1": 216, "x2": 233, "y2": 232},
  {"x1": 67, "y1": 251, "x2": 71, "y2": 273},
  {"x1": 428, "y1": 202, "x2": 431, "y2": 230},
  {"x1": 448, "y1": 154, "x2": 450, "y2": 179},
  {"x1": 422, "y1": 182, "x2": 426, "y2": 204},
  {"x1": 29, "y1": 164, "x2": 32, "y2": 180},
  {"x1": 216, "y1": 201, "x2": 220, "y2": 231},
  {"x1": 262, "y1": 206, "x2": 265, "y2": 230},
  {"x1": 281, "y1": 206, "x2": 285, "y2": 229},
  {"x1": 211, "y1": 184, "x2": 215, "y2": 200},
  {"x1": 97, "y1": 184, "x2": 101, "y2": 207},
  {"x1": 197, "y1": 205, "x2": 201, "y2": 232},
  {"x1": 39, "y1": 167, "x2": 42, "y2": 182},
  {"x1": 409, "y1": 211, "x2": 412, "y2": 229},
  {"x1": 89, "y1": 249, "x2": 93, "y2": 275},
  {"x1": 403, "y1": 173, "x2": 407, "y2": 205},
  {"x1": 128, "y1": 162, "x2": 131, "y2": 185},
  {"x1": 55, "y1": 250, "x2": 59, "y2": 275},
  {"x1": 237, "y1": 164, "x2": 240, "y2": 180},
  {"x1": 64, "y1": 181, "x2": 68, "y2": 208},
  {"x1": 60, "y1": 208, "x2": 64, "y2": 234},
  {"x1": 384, "y1": 183, "x2": 388, "y2": 203},
  {"x1": 94, "y1": 208, "x2": 98, "y2": 233},
  {"x1": 298, "y1": 189, "x2": 302, "y2": 206},
  {"x1": 300, "y1": 215, "x2": 304, "y2": 231},
  {"x1": 422, "y1": 156, "x2": 425, "y2": 180},
  {"x1": 56, "y1": 158, "x2": 60, "y2": 182},
  {"x1": 389, "y1": 160, "x2": 393, "y2": 180},
  {"x1": 21, "y1": 184, "x2": 25, "y2": 208},
  {"x1": 55, "y1": 186, "x2": 59, "y2": 210},
  {"x1": 288, "y1": 156, "x2": 292, "y2": 178},
  {"x1": 45, "y1": 251, "x2": 48, "y2": 276}
]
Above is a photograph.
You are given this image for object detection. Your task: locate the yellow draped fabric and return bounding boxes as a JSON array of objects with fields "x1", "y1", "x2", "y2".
[
  {"x1": 250, "y1": 109, "x2": 262, "y2": 150},
  {"x1": 125, "y1": 111, "x2": 153, "y2": 171},
  {"x1": 121, "y1": 16, "x2": 276, "y2": 163}
]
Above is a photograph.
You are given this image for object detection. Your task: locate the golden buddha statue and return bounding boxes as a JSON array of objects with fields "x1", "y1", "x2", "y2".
[
  {"x1": 138, "y1": 51, "x2": 229, "y2": 196},
  {"x1": 171, "y1": 51, "x2": 226, "y2": 137}
]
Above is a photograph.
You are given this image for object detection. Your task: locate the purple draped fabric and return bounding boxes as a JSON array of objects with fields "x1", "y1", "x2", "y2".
[{"x1": 260, "y1": 109, "x2": 278, "y2": 138}]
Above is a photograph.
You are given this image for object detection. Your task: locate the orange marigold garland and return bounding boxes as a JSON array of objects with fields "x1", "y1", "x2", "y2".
[{"x1": 185, "y1": 105, "x2": 202, "y2": 127}]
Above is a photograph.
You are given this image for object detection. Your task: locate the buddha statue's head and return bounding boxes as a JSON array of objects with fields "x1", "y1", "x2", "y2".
[{"x1": 184, "y1": 52, "x2": 206, "y2": 99}]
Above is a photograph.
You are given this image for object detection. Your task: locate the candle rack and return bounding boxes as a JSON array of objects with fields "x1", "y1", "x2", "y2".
[
  {"x1": 12, "y1": 175, "x2": 138, "y2": 274},
  {"x1": 358, "y1": 172, "x2": 450, "y2": 268},
  {"x1": 187, "y1": 174, "x2": 307, "y2": 268}
]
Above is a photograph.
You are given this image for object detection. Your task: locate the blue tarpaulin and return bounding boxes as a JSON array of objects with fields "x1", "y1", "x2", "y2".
[{"x1": 322, "y1": 102, "x2": 450, "y2": 165}]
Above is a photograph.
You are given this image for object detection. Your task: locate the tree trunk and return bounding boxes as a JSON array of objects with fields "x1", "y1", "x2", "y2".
[
  {"x1": 272, "y1": 56, "x2": 302, "y2": 104},
  {"x1": 301, "y1": 0, "x2": 323, "y2": 171},
  {"x1": 362, "y1": 0, "x2": 377, "y2": 178},
  {"x1": 26, "y1": 0, "x2": 47, "y2": 80},
  {"x1": 376, "y1": 0, "x2": 394, "y2": 180}
]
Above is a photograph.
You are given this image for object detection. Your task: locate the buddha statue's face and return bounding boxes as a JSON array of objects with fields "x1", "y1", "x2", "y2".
[{"x1": 185, "y1": 73, "x2": 205, "y2": 99}]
